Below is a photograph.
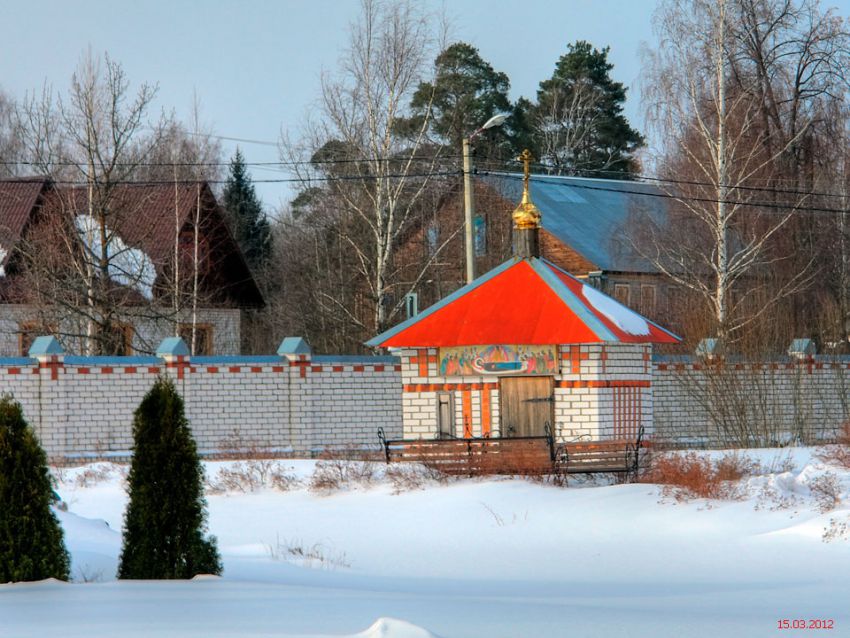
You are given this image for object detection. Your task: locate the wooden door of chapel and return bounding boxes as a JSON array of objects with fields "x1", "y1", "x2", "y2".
[{"x1": 499, "y1": 376, "x2": 554, "y2": 437}]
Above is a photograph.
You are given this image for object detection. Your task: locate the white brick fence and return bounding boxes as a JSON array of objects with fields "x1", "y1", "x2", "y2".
[
  {"x1": 1, "y1": 335, "x2": 847, "y2": 459},
  {"x1": 3, "y1": 336, "x2": 402, "y2": 460},
  {"x1": 653, "y1": 353, "x2": 850, "y2": 447}
]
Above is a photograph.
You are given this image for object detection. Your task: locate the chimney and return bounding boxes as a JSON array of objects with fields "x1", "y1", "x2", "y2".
[{"x1": 512, "y1": 149, "x2": 541, "y2": 259}]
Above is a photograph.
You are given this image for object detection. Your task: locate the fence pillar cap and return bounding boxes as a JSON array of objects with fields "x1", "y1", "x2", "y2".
[
  {"x1": 788, "y1": 338, "x2": 816, "y2": 357},
  {"x1": 28, "y1": 336, "x2": 64, "y2": 357},
  {"x1": 695, "y1": 338, "x2": 722, "y2": 358},
  {"x1": 157, "y1": 337, "x2": 190, "y2": 357},
  {"x1": 278, "y1": 336, "x2": 311, "y2": 357}
]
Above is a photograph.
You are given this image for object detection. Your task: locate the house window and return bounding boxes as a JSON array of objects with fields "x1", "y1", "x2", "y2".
[
  {"x1": 99, "y1": 322, "x2": 134, "y2": 355},
  {"x1": 437, "y1": 392, "x2": 455, "y2": 439},
  {"x1": 640, "y1": 284, "x2": 657, "y2": 316},
  {"x1": 613, "y1": 283, "x2": 631, "y2": 306},
  {"x1": 425, "y1": 222, "x2": 439, "y2": 255},
  {"x1": 19, "y1": 321, "x2": 57, "y2": 356},
  {"x1": 404, "y1": 292, "x2": 419, "y2": 319},
  {"x1": 473, "y1": 214, "x2": 487, "y2": 256},
  {"x1": 667, "y1": 285, "x2": 683, "y2": 314},
  {"x1": 178, "y1": 323, "x2": 213, "y2": 355}
]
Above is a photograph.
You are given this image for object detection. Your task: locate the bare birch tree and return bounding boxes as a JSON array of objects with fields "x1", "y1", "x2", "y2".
[
  {"x1": 637, "y1": 0, "x2": 825, "y2": 344},
  {"x1": 0, "y1": 89, "x2": 20, "y2": 176},
  {"x1": 283, "y1": 0, "x2": 451, "y2": 341},
  {"x1": 14, "y1": 51, "x2": 164, "y2": 354}
]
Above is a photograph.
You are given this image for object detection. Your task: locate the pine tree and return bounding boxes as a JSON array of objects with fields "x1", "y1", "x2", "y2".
[
  {"x1": 118, "y1": 377, "x2": 221, "y2": 579},
  {"x1": 222, "y1": 149, "x2": 272, "y2": 271},
  {"x1": 533, "y1": 41, "x2": 643, "y2": 177},
  {"x1": 0, "y1": 396, "x2": 70, "y2": 583},
  {"x1": 409, "y1": 42, "x2": 513, "y2": 151}
]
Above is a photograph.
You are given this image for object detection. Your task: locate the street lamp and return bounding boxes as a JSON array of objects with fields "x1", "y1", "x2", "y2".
[{"x1": 463, "y1": 114, "x2": 508, "y2": 283}]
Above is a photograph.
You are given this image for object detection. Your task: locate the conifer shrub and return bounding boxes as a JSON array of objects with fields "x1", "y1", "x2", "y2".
[
  {"x1": 0, "y1": 395, "x2": 70, "y2": 582},
  {"x1": 118, "y1": 377, "x2": 221, "y2": 579}
]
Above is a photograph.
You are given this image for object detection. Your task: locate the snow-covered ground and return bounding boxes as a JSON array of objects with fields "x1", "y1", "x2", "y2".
[{"x1": 2, "y1": 448, "x2": 849, "y2": 637}]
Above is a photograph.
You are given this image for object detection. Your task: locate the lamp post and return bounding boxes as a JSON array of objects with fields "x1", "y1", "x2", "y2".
[{"x1": 463, "y1": 114, "x2": 508, "y2": 283}]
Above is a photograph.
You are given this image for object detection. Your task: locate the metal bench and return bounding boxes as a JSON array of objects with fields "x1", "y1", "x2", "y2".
[
  {"x1": 378, "y1": 426, "x2": 556, "y2": 476},
  {"x1": 556, "y1": 426, "x2": 644, "y2": 479},
  {"x1": 378, "y1": 425, "x2": 644, "y2": 480}
]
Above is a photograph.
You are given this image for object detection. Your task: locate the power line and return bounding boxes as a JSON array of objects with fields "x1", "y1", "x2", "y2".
[
  {"x1": 181, "y1": 131, "x2": 281, "y2": 147},
  {"x1": 482, "y1": 170, "x2": 850, "y2": 216},
  {"x1": 0, "y1": 154, "x2": 462, "y2": 169},
  {"x1": 0, "y1": 170, "x2": 461, "y2": 186},
  {"x1": 475, "y1": 157, "x2": 850, "y2": 202}
]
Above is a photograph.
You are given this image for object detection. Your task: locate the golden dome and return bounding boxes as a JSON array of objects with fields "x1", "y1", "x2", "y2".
[{"x1": 512, "y1": 149, "x2": 541, "y2": 229}]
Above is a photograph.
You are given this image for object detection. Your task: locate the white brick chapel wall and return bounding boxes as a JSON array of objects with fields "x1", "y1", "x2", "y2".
[{"x1": 394, "y1": 343, "x2": 652, "y2": 443}]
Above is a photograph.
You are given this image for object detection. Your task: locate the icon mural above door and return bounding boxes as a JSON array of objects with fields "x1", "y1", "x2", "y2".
[{"x1": 438, "y1": 344, "x2": 557, "y2": 376}]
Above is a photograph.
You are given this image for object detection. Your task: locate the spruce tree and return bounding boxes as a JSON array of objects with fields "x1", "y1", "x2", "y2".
[
  {"x1": 222, "y1": 149, "x2": 272, "y2": 271},
  {"x1": 0, "y1": 396, "x2": 70, "y2": 583},
  {"x1": 118, "y1": 377, "x2": 221, "y2": 579}
]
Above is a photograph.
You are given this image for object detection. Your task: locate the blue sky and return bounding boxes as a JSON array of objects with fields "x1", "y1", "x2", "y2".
[{"x1": 3, "y1": 0, "x2": 849, "y2": 208}]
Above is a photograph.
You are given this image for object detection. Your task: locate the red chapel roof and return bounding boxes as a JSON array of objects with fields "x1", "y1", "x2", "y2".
[{"x1": 368, "y1": 258, "x2": 680, "y2": 348}]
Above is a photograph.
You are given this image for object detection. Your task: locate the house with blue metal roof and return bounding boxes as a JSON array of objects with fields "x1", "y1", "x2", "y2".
[{"x1": 399, "y1": 171, "x2": 679, "y2": 331}]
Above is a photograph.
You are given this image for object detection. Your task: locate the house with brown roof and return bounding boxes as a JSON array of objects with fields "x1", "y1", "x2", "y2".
[{"x1": 0, "y1": 177, "x2": 263, "y2": 355}]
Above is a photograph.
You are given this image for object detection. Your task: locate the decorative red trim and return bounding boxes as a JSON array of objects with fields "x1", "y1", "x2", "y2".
[
  {"x1": 250, "y1": 366, "x2": 262, "y2": 373},
  {"x1": 229, "y1": 366, "x2": 241, "y2": 373},
  {"x1": 353, "y1": 365, "x2": 365, "y2": 372},
  {"x1": 207, "y1": 366, "x2": 219, "y2": 373},
  {"x1": 481, "y1": 388, "x2": 491, "y2": 437},
  {"x1": 403, "y1": 381, "x2": 499, "y2": 392},
  {"x1": 148, "y1": 367, "x2": 159, "y2": 374},
  {"x1": 38, "y1": 357, "x2": 62, "y2": 380},
  {"x1": 78, "y1": 367, "x2": 90, "y2": 374},
  {"x1": 374, "y1": 365, "x2": 385, "y2": 372},
  {"x1": 416, "y1": 348, "x2": 429, "y2": 377},
  {"x1": 311, "y1": 366, "x2": 323, "y2": 373},
  {"x1": 461, "y1": 390, "x2": 473, "y2": 438},
  {"x1": 101, "y1": 367, "x2": 114, "y2": 374},
  {"x1": 555, "y1": 379, "x2": 650, "y2": 389},
  {"x1": 7, "y1": 367, "x2": 20, "y2": 375},
  {"x1": 272, "y1": 366, "x2": 285, "y2": 373},
  {"x1": 332, "y1": 366, "x2": 343, "y2": 372},
  {"x1": 125, "y1": 366, "x2": 137, "y2": 374}
]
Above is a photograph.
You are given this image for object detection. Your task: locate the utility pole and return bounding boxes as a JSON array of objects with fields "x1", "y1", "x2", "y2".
[
  {"x1": 462, "y1": 114, "x2": 508, "y2": 284},
  {"x1": 463, "y1": 137, "x2": 476, "y2": 283}
]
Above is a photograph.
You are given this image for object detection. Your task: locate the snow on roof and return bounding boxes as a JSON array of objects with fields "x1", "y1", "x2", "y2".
[
  {"x1": 74, "y1": 214, "x2": 157, "y2": 300},
  {"x1": 581, "y1": 283, "x2": 650, "y2": 336}
]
